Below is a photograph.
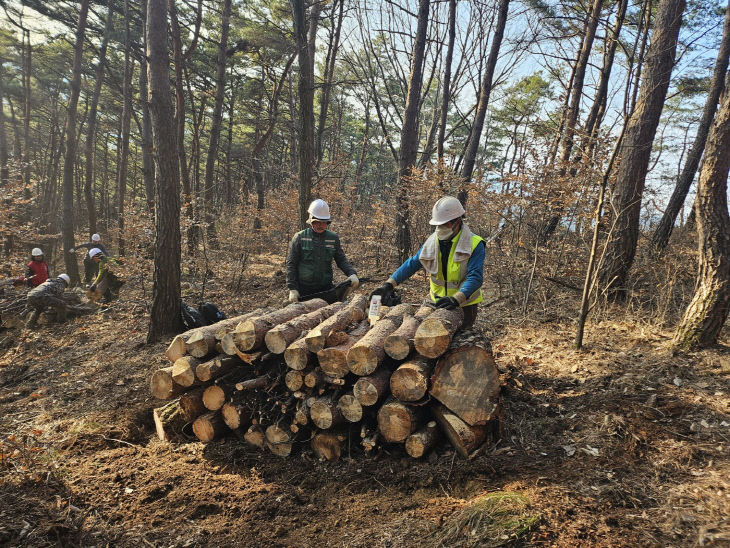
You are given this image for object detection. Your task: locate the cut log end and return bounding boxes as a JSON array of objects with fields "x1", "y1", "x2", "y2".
[
  {"x1": 347, "y1": 345, "x2": 379, "y2": 376},
  {"x1": 377, "y1": 400, "x2": 420, "y2": 443},
  {"x1": 337, "y1": 394, "x2": 363, "y2": 423},
  {"x1": 192, "y1": 412, "x2": 228, "y2": 443}
]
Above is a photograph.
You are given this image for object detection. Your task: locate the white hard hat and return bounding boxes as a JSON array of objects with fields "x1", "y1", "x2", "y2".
[
  {"x1": 91, "y1": 233, "x2": 101, "y2": 242},
  {"x1": 89, "y1": 247, "x2": 103, "y2": 258},
  {"x1": 429, "y1": 196, "x2": 466, "y2": 225},
  {"x1": 59, "y1": 274, "x2": 70, "y2": 285},
  {"x1": 32, "y1": 247, "x2": 43, "y2": 257},
  {"x1": 307, "y1": 199, "x2": 331, "y2": 221}
]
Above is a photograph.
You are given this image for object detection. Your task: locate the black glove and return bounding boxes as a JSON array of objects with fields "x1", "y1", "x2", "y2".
[
  {"x1": 369, "y1": 282, "x2": 394, "y2": 302},
  {"x1": 434, "y1": 296, "x2": 459, "y2": 310}
]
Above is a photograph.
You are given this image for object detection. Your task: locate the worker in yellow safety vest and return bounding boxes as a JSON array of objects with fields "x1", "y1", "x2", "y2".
[{"x1": 370, "y1": 196, "x2": 485, "y2": 328}]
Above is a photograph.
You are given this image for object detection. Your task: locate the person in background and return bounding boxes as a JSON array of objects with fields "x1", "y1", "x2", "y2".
[
  {"x1": 286, "y1": 199, "x2": 359, "y2": 303},
  {"x1": 370, "y1": 196, "x2": 485, "y2": 328},
  {"x1": 69, "y1": 233, "x2": 109, "y2": 284},
  {"x1": 88, "y1": 247, "x2": 124, "y2": 302},
  {"x1": 25, "y1": 273, "x2": 70, "y2": 328},
  {"x1": 14, "y1": 247, "x2": 50, "y2": 288}
]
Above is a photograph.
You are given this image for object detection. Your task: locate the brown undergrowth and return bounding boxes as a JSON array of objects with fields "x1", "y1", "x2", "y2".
[{"x1": 1, "y1": 188, "x2": 729, "y2": 546}]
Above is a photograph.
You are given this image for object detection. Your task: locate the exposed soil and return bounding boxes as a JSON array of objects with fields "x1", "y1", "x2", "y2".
[{"x1": 2, "y1": 261, "x2": 730, "y2": 547}]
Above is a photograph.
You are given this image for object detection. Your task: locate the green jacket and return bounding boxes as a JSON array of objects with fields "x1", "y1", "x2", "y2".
[
  {"x1": 286, "y1": 228, "x2": 356, "y2": 296},
  {"x1": 92, "y1": 256, "x2": 121, "y2": 286}
]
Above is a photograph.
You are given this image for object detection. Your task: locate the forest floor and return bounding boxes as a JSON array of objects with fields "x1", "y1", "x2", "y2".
[{"x1": 1, "y1": 252, "x2": 730, "y2": 547}]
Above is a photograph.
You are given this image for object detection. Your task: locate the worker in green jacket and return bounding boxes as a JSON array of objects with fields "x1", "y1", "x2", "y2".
[
  {"x1": 88, "y1": 248, "x2": 124, "y2": 302},
  {"x1": 286, "y1": 199, "x2": 358, "y2": 303}
]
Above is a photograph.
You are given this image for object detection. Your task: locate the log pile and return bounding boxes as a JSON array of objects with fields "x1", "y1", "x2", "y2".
[{"x1": 150, "y1": 294, "x2": 502, "y2": 461}]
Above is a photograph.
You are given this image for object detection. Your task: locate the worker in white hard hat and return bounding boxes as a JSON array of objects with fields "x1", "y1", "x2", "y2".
[
  {"x1": 25, "y1": 273, "x2": 71, "y2": 328},
  {"x1": 286, "y1": 199, "x2": 359, "y2": 303},
  {"x1": 69, "y1": 233, "x2": 110, "y2": 283},
  {"x1": 88, "y1": 247, "x2": 125, "y2": 302},
  {"x1": 370, "y1": 196, "x2": 485, "y2": 328},
  {"x1": 14, "y1": 247, "x2": 50, "y2": 288}
]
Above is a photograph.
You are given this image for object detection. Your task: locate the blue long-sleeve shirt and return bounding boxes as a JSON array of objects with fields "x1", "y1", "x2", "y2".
[{"x1": 391, "y1": 239, "x2": 485, "y2": 299}]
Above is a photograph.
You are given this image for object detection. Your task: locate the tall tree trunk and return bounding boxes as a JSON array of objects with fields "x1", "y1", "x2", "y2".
[
  {"x1": 116, "y1": 0, "x2": 133, "y2": 256},
  {"x1": 169, "y1": 0, "x2": 192, "y2": 217},
  {"x1": 651, "y1": 5, "x2": 730, "y2": 253},
  {"x1": 543, "y1": 0, "x2": 603, "y2": 236},
  {"x1": 396, "y1": 0, "x2": 430, "y2": 262},
  {"x1": 459, "y1": 0, "x2": 510, "y2": 204},
  {"x1": 203, "y1": 0, "x2": 232, "y2": 243},
  {"x1": 579, "y1": 0, "x2": 628, "y2": 163},
  {"x1": 140, "y1": 0, "x2": 155, "y2": 212},
  {"x1": 61, "y1": 0, "x2": 90, "y2": 285},
  {"x1": 224, "y1": 84, "x2": 235, "y2": 204},
  {"x1": 315, "y1": 0, "x2": 344, "y2": 168},
  {"x1": 84, "y1": 0, "x2": 113, "y2": 236},
  {"x1": 672, "y1": 73, "x2": 730, "y2": 348},
  {"x1": 23, "y1": 29, "x2": 31, "y2": 186},
  {"x1": 598, "y1": 0, "x2": 685, "y2": 294},
  {"x1": 0, "y1": 65, "x2": 9, "y2": 187},
  {"x1": 147, "y1": 0, "x2": 182, "y2": 342},
  {"x1": 290, "y1": 0, "x2": 316, "y2": 228},
  {"x1": 437, "y1": 0, "x2": 456, "y2": 161}
]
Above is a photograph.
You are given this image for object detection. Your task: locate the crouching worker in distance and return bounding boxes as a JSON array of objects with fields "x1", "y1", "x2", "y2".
[
  {"x1": 25, "y1": 273, "x2": 70, "y2": 328},
  {"x1": 370, "y1": 196, "x2": 485, "y2": 328},
  {"x1": 88, "y1": 248, "x2": 124, "y2": 303},
  {"x1": 286, "y1": 199, "x2": 359, "y2": 304}
]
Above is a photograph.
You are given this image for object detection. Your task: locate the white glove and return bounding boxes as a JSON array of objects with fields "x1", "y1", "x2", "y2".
[
  {"x1": 68, "y1": 248, "x2": 75, "y2": 253},
  {"x1": 348, "y1": 274, "x2": 359, "y2": 289},
  {"x1": 288, "y1": 289, "x2": 300, "y2": 303}
]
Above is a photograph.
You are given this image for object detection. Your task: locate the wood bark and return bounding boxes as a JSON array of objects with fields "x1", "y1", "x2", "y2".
[
  {"x1": 179, "y1": 387, "x2": 207, "y2": 420},
  {"x1": 61, "y1": 0, "x2": 89, "y2": 285},
  {"x1": 414, "y1": 307, "x2": 463, "y2": 358},
  {"x1": 337, "y1": 392, "x2": 363, "y2": 423},
  {"x1": 384, "y1": 305, "x2": 433, "y2": 360},
  {"x1": 348, "y1": 304, "x2": 414, "y2": 375},
  {"x1": 172, "y1": 356, "x2": 203, "y2": 387},
  {"x1": 236, "y1": 299, "x2": 328, "y2": 351},
  {"x1": 304, "y1": 367, "x2": 343, "y2": 390},
  {"x1": 140, "y1": 0, "x2": 155, "y2": 212},
  {"x1": 432, "y1": 404, "x2": 488, "y2": 458},
  {"x1": 395, "y1": 0, "x2": 430, "y2": 261},
  {"x1": 285, "y1": 369, "x2": 307, "y2": 392},
  {"x1": 310, "y1": 396, "x2": 345, "y2": 429},
  {"x1": 437, "y1": 0, "x2": 456, "y2": 160},
  {"x1": 430, "y1": 328, "x2": 499, "y2": 425},
  {"x1": 311, "y1": 430, "x2": 347, "y2": 461},
  {"x1": 405, "y1": 421, "x2": 439, "y2": 458},
  {"x1": 672, "y1": 66, "x2": 730, "y2": 348},
  {"x1": 233, "y1": 375, "x2": 271, "y2": 392},
  {"x1": 377, "y1": 399, "x2": 421, "y2": 443},
  {"x1": 390, "y1": 357, "x2": 433, "y2": 402},
  {"x1": 265, "y1": 302, "x2": 344, "y2": 354},
  {"x1": 153, "y1": 399, "x2": 186, "y2": 442},
  {"x1": 597, "y1": 0, "x2": 685, "y2": 293},
  {"x1": 284, "y1": 337, "x2": 316, "y2": 370},
  {"x1": 196, "y1": 355, "x2": 242, "y2": 382},
  {"x1": 353, "y1": 367, "x2": 391, "y2": 407},
  {"x1": 193, "y1": 411, "x2": 228, "y2": 442},
  {"x1": 305, "y1": 294, "x2": 368, "y2": 352},
  {"x1": 317, "y1": 320, "x2": 370, "y2": 378},
  {"x1": 146, "y1": 0, "x2": 182, "y2": 341},
  {"x1": 116, "y1": 0, "x2": 132, "y2": 255},
  {"x1": 265, "y1": 422, "x2": 297, "y2": 457},
  {"x1": 84, "y1": 0, "x2": 113, "y2": 235},
  {"x1": 651, "y1": 4, "x2": 730, "y2": 252},
  {"x1": 290, "y1": 0, "x2": 316, "y2": 227},
  {"x1": 221, "y1": 402, "x2": 251, "y2": 431},
  {"x1": 460, "y1": 0, "x2": 510, "y2": 200},
  {"x1": 150, "y1": 366, "x2": 187, "y2": 399}
]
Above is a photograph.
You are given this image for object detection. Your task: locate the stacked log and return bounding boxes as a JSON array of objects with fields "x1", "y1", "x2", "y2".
[{"x1": 150, "y1": 294, "x2": 503, "y2": 461}]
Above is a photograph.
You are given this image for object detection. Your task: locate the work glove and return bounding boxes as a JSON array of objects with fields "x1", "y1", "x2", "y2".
[
  {"x1": 68, "y1": 248, "x2": 75, "y2": 253},
  {"x1": 434, "y1": 296, "x2": 459, "y2": 310},
  {"x1": 347, "y1": 274, "x2": 359, "y2": 289},
  {"x1": 369, "y1": 282, "x2": 394, "y2": 302},
  {"x1": 288, "y1": 289, "x2": 300, "y2": 304}
]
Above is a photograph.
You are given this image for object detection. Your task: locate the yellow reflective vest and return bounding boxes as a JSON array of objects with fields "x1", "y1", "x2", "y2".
[{"x1": 425, "y1": 230, "x2": 483, "y2": 306}]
